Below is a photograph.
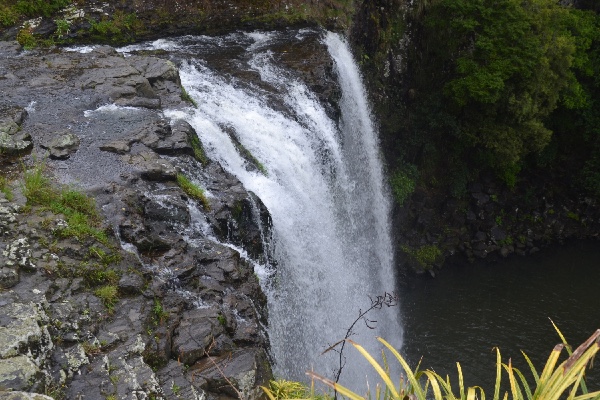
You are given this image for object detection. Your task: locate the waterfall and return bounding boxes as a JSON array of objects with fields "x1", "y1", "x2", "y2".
[{"x1": 166, "y1": 30, "x2": 402, "y2": 389}]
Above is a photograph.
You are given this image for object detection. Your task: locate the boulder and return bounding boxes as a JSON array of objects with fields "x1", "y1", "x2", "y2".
[
  {"x1": 191, "y1": 349, "x2": 271, "y2": 400},
  {"x1": 0, "y1": 119, "x2": 32, "y2": 155},
  {"x1": 0, "y1": 391, "x2": 54, "y2": 400},
  {"x1": 99, "y1": 139, "x2": 133, "y2": 154},
  {"x1": 0, "y1": 356, "x2": 40, "y2": 392},
  {"x1": 0, "y1": 302, "x2": 52, "y2": 359},
  {"x1": 124, "y1": 151, "x2": 177, "y2": 181},
  {"x1": 41, "y1": 131, "x2": 80, "y2": 160},
  {"x1": 172, "y1": 308, "x2": 224, "y2": 366}
]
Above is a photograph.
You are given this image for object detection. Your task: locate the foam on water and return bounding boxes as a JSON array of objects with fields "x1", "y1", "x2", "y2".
[{"x1": 163, "y1": 30, "x2": 403, "y2": 388}]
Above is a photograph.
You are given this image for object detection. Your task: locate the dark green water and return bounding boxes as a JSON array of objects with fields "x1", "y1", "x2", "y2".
[{"x1": 399, "y1": 240, "x2": 600, "y2": 392}]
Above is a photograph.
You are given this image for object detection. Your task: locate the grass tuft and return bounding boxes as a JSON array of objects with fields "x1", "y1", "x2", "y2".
[
  {"x1": 176, "y1": 173, "x2": 210, "y2": 210},
  {"x1": 0, "y1": 175, "x2": 13, "y2": 200},
  {"x1": 23, "y1": 163, "x2": 108, "y2": 244},
  {"x1": 180, "y1": 85, "x2": 198, "y2": 108},
  {"x1": 188, "y1": 132, "x2": 209, "y2": 166},
  {"x1": 95, "y1": 285, "x2": 119, "y2": 312}
]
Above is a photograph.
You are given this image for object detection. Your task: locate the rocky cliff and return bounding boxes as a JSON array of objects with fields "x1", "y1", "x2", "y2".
[{"x1": 0, "y1": 40, "x2": 274, "y2": 399}]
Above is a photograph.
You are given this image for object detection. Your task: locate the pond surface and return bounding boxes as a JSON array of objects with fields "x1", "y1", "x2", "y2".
[{"x1": 399, "y1": 240, "x2": 600, "y2": 392}]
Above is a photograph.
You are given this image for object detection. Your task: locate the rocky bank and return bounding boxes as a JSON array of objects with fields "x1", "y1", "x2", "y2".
[{"x1": 0, "y1": 40, "x2": 277, "y2": 399}]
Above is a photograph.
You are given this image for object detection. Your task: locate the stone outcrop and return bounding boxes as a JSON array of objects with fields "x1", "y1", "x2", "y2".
[
  {"x1": 40, "y1": 131, "x2": 80, "y2": 160},
  {"x1": 0, "y1": 107, "x2": 32, "y2": 155},
  {"x1": 0, "y1": 41, "x2": 274, "y2": 399}
]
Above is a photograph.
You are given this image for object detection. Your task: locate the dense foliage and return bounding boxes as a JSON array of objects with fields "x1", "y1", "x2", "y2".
[{"x1": 368, "y1": 0, "x2": 600, "y2": 197}]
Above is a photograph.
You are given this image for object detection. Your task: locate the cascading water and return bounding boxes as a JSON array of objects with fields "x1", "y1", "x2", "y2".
[{"x1": 162, "y1": 30, "x2": 402, "y2": 388}]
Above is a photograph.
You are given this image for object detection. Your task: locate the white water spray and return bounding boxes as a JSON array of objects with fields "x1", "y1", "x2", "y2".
[{"x1": 171, "y1": 30, "x2": 402, "y2": 388}]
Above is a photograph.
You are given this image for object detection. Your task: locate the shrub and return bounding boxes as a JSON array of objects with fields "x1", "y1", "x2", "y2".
[
  {"x1": 390, "y1": 164, "x2": 418, "y2": 206},
  {"x1": 307, "y1": 327, "x2": 600, "y2": 400},
  {"x1": 0, "y1": 5, "x2": 18, "y2": 27},
  {"x1": 16, "y1": 26, "x2": 38, "y2": 49},
  {"x1": 401, "y1": 244, "x2": 442, "y2": 270},
  {"x1": 15, "y1": 0, "x2": 70, "y2": 17}
]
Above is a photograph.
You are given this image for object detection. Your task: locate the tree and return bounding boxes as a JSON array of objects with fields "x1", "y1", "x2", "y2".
[{"x1": 419, "y1": 0, "x2": 588, "y2": 184}]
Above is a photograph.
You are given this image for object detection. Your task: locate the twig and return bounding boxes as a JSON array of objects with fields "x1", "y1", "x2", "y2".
[{"x1": 322, "y1": 292, "x2": 399, "y2": 399}]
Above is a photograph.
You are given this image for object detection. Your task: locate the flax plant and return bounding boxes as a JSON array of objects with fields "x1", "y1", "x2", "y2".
[{"x1": 302, "y1": 329, "x2": 600, "y2": 400}]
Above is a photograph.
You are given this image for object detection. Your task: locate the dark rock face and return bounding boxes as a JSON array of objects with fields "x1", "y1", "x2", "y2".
[
  {"x1": 0, "y1": 41, "x2": 274, "y2": 399},
  {"x1": 397, "y1": 176, "x2": 600, "y2": 275}
]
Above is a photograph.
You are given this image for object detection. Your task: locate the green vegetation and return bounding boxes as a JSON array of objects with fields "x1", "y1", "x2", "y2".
[
  {"x1": 1, "y1": 0, "x2": 70, "y2": 28},
  {"x1": 401, "y1": 244, "x2": 443, "y2": 270},
  {"x1": 270, "y1": 326, "x2": 600, "y2": 400},
  {"x1": 180, "y1": 86, "x2": 198, "y2": 108},
  {"x1": 151, "y1": 298, "x2": 169, "y2": 326},
  {"x1": 263, "y1": 379, "x2": 331, "y2": 400},
  {"x1": 14, "y1": 0, "x2": 70, "y2": 18},
  {"x1": 0, "y1": 175, "x2": 13, "y2": 200},
  {"x1": 94, "y1": 285, "x2": 119, "y2": 312},
  {"x1": 176, "y1": 173, "x2": 210, "y2": 210},
  {"x1": 233, "y1": 141, "x2": 268, "y2": 176},
  {"x1": 88, "y1": 10, "x2": 143, "y2": 44},
  {"x1": 390, "y1": 164, "x2": 418, "y2": 206},
  {"x1": 369, "y1": 0, "x2": 600, "y2": 199},
  {"x1": 188, "y1": 132, "x2": 209, "y2": 166},
  {"x1": 22, "y1": 164, "x2": 109, "y2": 244}
]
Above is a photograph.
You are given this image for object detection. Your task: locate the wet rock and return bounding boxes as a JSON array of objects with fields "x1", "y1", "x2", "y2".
[
  {"x1": 490, "y1": 225, "x2": 507, "y2": 242},
  {"x1": 41, "y1": 130, "x2": 80, "y2": 160},
  {"x1": 99, "y1": 139, "x2": 133, "y2": 154},
  {"x1": 0, "y1": 264, "x2": 19, "y2": 288},
  {"x1": 144, "y1": 195, "x2": 190, "y2": 224},
  {"x1": 473, "y1": 231, "x2": 486, "y2": 242},
  {"x1": 124, "y1": 151, "x2": 177, "y2": 181},
  {"x1": 1, "y1": 238, "x2": 35, "y2": 276},
  {"x1": 115, "y1": 96, "x2": 161, "y2": 109},
  {"x1": 172, "y1": 308, "x2": 223, "y2": 366},
  {"x1": 51, "y1": 344, "x2": 90, "y2": 380},
  {"x1": 158, "y1": 360, "x2": 205, "y2": 400},
  {"x1": 192, "y1": 348, "x2": 271, "y2": 400},
  {"x1": 139, "y1": 120, "x2": 196, "y2": 157},
  {"x1": 79, "y1": 56, "x2": 163, "y2": 110},
  {"x1": 0, "y1": 302, "x2": 52, "y2": 359},
  {"x1": 131, "y1": 57, "x2": 180, "y2": 84},
  {"x1": 118, "y1": 273, "x2": 146, "y2": 294}
]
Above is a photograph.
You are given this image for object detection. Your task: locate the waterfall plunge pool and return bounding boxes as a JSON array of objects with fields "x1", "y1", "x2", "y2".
[{"x1": 399, "y1": 239, "x2": 600, "y2": 391}]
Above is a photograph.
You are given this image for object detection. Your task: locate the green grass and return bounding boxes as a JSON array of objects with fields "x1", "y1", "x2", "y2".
[
  {"x1": 22, "y1": 164, "x2": 108, "y2": 244},
  {"x1": 235, "y1": 141, "x2": 268, "y2": 176},
  {"x1": 95, "y1": 285, "x2": 119, "y2": 312},
  {"x1": 180, "y1": 86, "x2": 198, "y2": 108},
  {"x1": 188, "y1": 132, "x2": 208, "y2": 166},
  {"x1": 0, "y1": 175, "x2": 13, "y2": 200},
  {"x1": 176, "y1": 173, "x2": 210, "y2": 210}
]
